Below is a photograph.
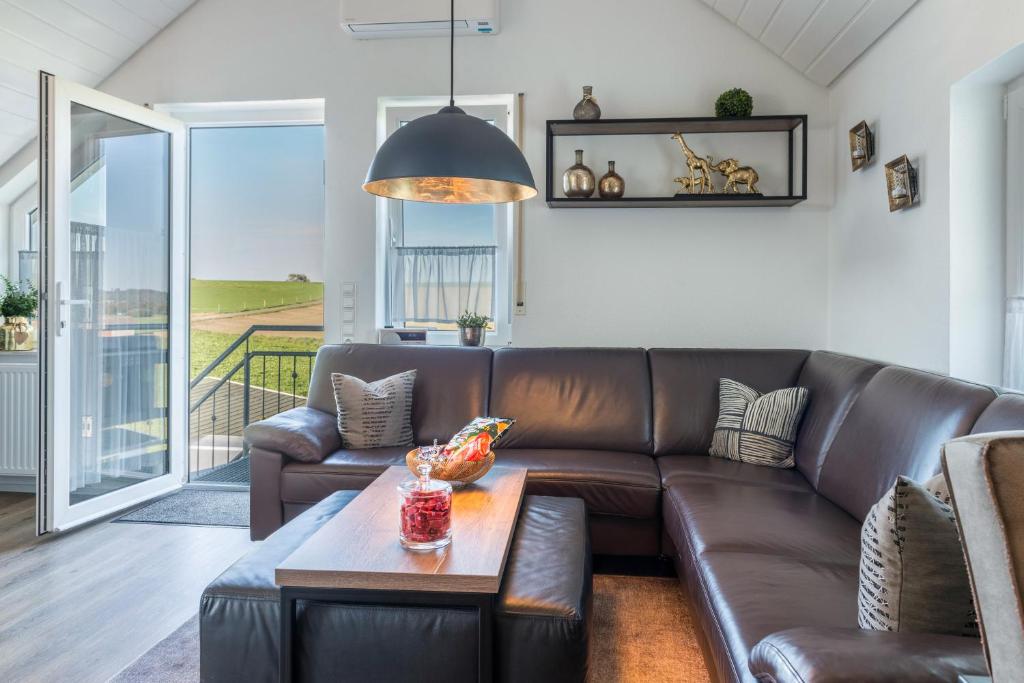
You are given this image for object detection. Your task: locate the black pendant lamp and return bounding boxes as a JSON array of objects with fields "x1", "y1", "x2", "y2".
[{"x1": 362, "y1": 0, "x2": 537, "y2": 204}]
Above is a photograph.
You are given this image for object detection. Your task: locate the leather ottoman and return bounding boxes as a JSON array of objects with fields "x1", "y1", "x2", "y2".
[{"x1": 200, "y1": 492, "x2": 591, "y2": 682}]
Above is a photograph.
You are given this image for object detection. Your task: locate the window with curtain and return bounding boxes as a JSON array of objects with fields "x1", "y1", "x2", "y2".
[{"x1": 382, "y1": 103, "x2": 511, "y2": 336}]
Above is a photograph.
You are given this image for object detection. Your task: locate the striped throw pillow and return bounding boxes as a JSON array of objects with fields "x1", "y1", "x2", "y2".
[
  {"x1": 331, "y1": 370, "x2": 416, "y2": 449},
  {"x1": 858, "y1": 474, "x2": 978, "y2": 636},
  {"x1": 709, "y1": 378, "x2": 809, "y2": 468}
]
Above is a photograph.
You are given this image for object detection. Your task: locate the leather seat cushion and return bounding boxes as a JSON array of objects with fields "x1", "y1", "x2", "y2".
[
  {"x1": 816, "y1": 366, "x2": 995, "y2": 520},
  {"x1": 791, "y1": 351, "x2": 884, "y2": 486},
  {"x1": 281, "y1": 447, "x2": 410, "y2": 502},
  {"x1": 750, "y1": 627, "x2": 987, "y2": 682},
  {"x1": 489, "y1": 347, "x2": 653, "y2": 452},
  {"x1": 658, "y1": 454, "x2": 813, "y2": 493},
  {"x1": 663, "y1": 481, "x2": 861, "y2": 563},
  {"x1": 305, "y1": 343, "x2": 493, "y2": 445},
  {"x1": 496, "y1": 448, "x2": 661, "y2": 519},
  {"x1": 693, "y1": 551, "x2": 859, "y2": 682},
  {"x1": 971, "y1": 392, "x2": 1024, "y2": 433},
  {"x1": 648, "y1": 348, "x2": 809, "y2": 455}
]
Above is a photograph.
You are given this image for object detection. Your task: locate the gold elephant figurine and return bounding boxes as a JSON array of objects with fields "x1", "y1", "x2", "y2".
[{"x1": 711, "y1": 158, "x2": 760, "y2": 194}]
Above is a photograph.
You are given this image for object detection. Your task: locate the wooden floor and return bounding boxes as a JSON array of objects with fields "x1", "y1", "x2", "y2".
[{"x1": 0, "y1": 492, "x2": 254, "y2": 682}]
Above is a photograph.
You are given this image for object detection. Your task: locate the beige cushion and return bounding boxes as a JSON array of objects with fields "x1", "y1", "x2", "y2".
[
  {"x1": 709, "y1": 378, "x2": 809, "y2": 468},
  {"x1": 858, "y1": 473, "x2": 978, "y2": 636},
  {"x1": 943, "y1": 431, "x2": 1024, "y2": 680},
  {"x1": 331, "y1": 370, "x2": 416, "y2": 449}
]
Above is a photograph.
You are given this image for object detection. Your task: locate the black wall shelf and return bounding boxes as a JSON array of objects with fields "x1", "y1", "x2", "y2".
[{"x1": 545, "y1": 115, "x2": 807, "y2": 208}]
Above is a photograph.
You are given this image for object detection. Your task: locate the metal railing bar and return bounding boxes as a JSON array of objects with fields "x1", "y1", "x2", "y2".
[
  {"x1": 189, "y1": 324, "x2": 323, "y2": 390},
  {"x1": 189, "y1": 358, "x2": 246, "y2": 413}
]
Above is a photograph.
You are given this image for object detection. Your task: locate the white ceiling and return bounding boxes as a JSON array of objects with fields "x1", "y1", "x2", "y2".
[
  {"x1": 0, "y1": 0, "x2": 196, "y2": 170},
  {"x1": 701, "y1": 0, "x2": 918, "y2": 86}
]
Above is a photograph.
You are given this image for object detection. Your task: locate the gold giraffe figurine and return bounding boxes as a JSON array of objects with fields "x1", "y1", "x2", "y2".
[
  {"x1": 671, "y1": 133, "x2": 716, "y2": 194},
  {"x1": 711, "y1": 158, "x2": 761, "y2": 194}
]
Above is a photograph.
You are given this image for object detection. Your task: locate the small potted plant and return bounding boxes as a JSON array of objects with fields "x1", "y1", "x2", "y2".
[
  {"x1": 0, "y1": 276, "x2": 39, "y2": 351},
  {"x1": 455, "y1": 310, "x2": 490, "y2": 347}
]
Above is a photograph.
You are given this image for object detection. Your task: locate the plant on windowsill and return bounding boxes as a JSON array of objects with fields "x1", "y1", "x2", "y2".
[
  {"x1": 455, "y1": 310, "x2": 490, "y2": 347},
  {"x1": 0, "y1": 276, "x2": 39, "y2": 352}
]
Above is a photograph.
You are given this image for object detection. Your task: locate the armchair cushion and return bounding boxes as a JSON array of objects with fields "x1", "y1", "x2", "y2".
[{"x1": 244, "y1": 406, "x2": 341, "y2": 463}]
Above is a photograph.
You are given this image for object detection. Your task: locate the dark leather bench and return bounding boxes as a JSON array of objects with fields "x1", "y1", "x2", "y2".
[{"x1": 200, "y1": 492, "x2": 590, "y2": 682}]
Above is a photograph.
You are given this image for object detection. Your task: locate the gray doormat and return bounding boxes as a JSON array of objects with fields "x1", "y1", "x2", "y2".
[
  {"x1": 192, "y1": 456, "x2": 251, "y2": 484},
  {"x1": 114, "y1": 489, "x2": 249, "y2": 528}
]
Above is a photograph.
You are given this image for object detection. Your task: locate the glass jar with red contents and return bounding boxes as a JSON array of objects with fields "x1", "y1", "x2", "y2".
[{"x1": 398, "y1": 446, "x2": 452, "y2": 550}]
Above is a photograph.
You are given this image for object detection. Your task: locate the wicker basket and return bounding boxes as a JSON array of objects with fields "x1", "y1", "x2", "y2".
[{"x1": 406, "y1": 448, "x2": 496, "y2": 487}]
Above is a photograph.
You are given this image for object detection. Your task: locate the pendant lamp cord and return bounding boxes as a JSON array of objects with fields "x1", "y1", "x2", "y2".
[{"x1": 449, "y1": 0, "x2": 455, "y2": 107}]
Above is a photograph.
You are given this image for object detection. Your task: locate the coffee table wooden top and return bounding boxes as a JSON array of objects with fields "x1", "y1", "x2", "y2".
[{"x1": 275, "y1": 466, "x2": 527, "y2": 594}]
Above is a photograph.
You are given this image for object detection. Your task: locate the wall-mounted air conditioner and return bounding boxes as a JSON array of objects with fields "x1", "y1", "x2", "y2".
[{"x1": 340, "y1": 0, "x2": 499, "y2": 39}]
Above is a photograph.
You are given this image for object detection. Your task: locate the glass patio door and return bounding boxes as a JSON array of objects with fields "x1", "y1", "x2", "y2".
[{"x1": 37, "y1": 73, "x2": 187, "y2": 533}]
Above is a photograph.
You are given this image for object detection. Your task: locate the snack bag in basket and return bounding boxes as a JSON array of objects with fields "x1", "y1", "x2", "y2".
[{"x1": 443, "y1": 417, "x2": 515, "y2": 463}]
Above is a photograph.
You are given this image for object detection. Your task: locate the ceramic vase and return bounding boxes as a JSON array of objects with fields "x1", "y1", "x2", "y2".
[
  {"x1": 573, "y1": 86, "x2": 601, "y2": 121},
  {"x1": 563, "y1": 150, "x2": 596, "y2": 198}
]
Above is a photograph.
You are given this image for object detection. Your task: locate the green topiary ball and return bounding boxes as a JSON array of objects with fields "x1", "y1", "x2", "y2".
[{"x1": 715, "y1": 88, "x2": 754, "y2": 118}]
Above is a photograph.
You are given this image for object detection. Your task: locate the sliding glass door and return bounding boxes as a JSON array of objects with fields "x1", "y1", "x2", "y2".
[{"x1": 37, "y1": 73, "x2": 187, "y2": 533}]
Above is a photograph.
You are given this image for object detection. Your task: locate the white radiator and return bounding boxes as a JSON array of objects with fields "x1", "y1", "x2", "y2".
[{"x1": 0, "y1": 358, "x2": 38, "y2": 476}]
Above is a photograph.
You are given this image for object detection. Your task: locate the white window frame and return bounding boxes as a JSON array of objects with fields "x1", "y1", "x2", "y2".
[{"x1": 375, "y1": 95, "x2": 518, "y2": 346}]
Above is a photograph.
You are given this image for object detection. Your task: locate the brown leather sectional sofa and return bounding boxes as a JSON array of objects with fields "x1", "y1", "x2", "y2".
[{"x1": 246, "y1": 344, "x2": 1019, "y2": 682}]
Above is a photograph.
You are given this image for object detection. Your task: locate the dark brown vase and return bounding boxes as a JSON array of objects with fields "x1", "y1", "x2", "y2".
[
  {"x1": 598, "y1": 161, "x2": 625, "y2": 199},
  {"x1": 572, "y1": 86, "x2": 601, "y2": 121}
]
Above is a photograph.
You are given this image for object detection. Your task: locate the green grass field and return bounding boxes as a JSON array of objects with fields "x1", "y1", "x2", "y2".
[
  {"x1": 190, "y1": 279, "x2": 323, "y2": 314},
  {"x1": 190, "y1": 330, "x2": 322, "y2": 397}
]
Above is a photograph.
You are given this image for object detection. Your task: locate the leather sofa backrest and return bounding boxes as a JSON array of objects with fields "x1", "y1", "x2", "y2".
[
  {"x1": 648, "y1": 348, "x2": 809, "y2": 456},
  {"x1": 816, "y1": 366, "x2": 996, "y2": 520},
  {"x1": 489, "y1": 347, "x2": 653, "y2": 452},
  {"x1": 792, "y1": 351, "x2": 885, "y2": 487},
  {"x1": 971, "y1": 392, "x2": 1024, "y2": 433},
  {"x1": 306, "y1": 344, "x2": 493, "y2": 445}
]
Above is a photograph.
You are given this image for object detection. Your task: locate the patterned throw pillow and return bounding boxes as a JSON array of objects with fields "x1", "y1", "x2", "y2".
[
  {"x1": 709, "y1": 378, "x2": 809, "y2": 468},
  {"x1": 331, "y1": 370, "x2": 416, "y2": 449},
  {"x1": 858, "y1": 474, "x2": 978, "y2": 636}
]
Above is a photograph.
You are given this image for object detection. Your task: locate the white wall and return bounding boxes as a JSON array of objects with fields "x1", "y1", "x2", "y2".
[
  {"x1": 828, "y1": 0, "x2": 1024, "y2": 375},
  {"x1": 94, "y1": 0, "x2": 832, "y2": 350}
]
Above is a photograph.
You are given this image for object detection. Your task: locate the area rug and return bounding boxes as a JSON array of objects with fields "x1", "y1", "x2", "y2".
[
  {"x1": 114, "y1": 489, "x2": 249, "y2": 528},
  {"x1": 111, "y1": 575, "x2": 709, "y2": 682}
]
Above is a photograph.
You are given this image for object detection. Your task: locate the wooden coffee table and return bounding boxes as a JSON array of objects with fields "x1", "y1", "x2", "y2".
[{"x1": 275, "y1": 465, "x2": 527, "y2": 683}]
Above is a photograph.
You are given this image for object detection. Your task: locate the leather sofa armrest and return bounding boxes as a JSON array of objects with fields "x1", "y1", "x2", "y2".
[
  {"x1": 243, "y1": 406, "x2": 341, "y2": 463},
  {"x1": 250, "y1": 446, "x2": 285, "y2": 541},
  {"x1": 749, "y1": 627, "x2": 986, "y2": 682},
  {"x1": 245, "y1": 407, "x2": 340, "y2": 541}
]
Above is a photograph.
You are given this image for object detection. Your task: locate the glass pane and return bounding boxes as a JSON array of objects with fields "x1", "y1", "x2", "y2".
[
  {"x1": 400, "y1": 202, "x2": 496, "y2": 247},
  {"x1": 68, "y1": 102, "x2": 170, "y2": 505},
  {"x1": 187, "y1": 125, "x2": 325, "y2": 485}
]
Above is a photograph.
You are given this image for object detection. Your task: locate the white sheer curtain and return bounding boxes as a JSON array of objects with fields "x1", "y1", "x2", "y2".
[
  {"x1": 1005, "y1": 298, "x2": 1024, "y2": 389},
  {"x1": 388, "y1": 246, "x2": 495, "y2": 325},
  {"x1": 1006, "y1": 85, "x2": 1024, "y2": 390}
]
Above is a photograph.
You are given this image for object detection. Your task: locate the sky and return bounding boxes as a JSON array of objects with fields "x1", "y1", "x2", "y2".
[{"x1": 190, "y1": 125, "x2": 325, "y2": 281}]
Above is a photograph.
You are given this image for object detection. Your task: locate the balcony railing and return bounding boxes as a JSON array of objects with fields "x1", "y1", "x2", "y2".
[{"x1": 189, "y1": 324, "x2": 322, "y2": 484}]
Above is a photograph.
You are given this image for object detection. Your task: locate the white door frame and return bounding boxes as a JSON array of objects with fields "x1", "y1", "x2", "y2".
[{"x1": 37, "y1": 72, "x2": 188, "y2": 533}]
